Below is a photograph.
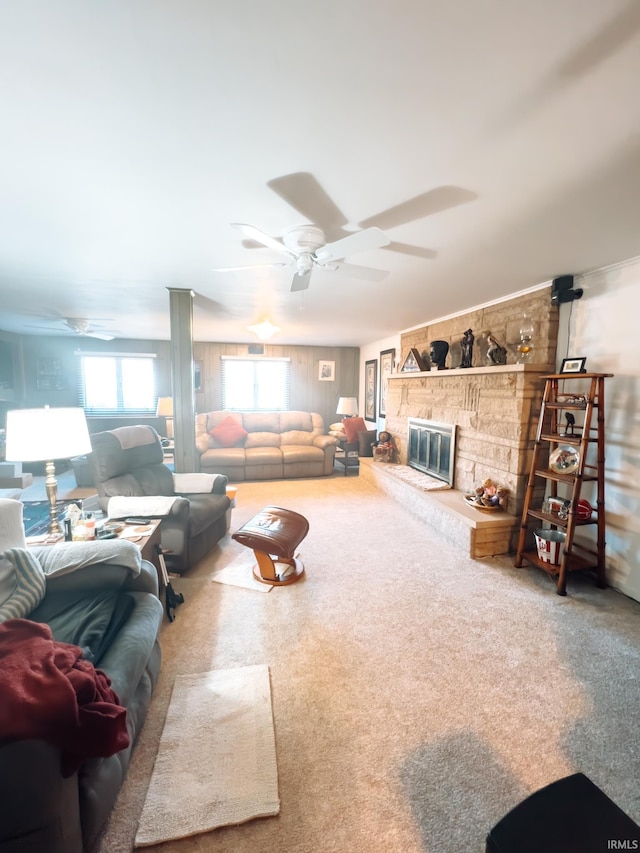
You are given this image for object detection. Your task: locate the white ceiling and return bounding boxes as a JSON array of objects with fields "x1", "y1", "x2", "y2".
[{"x1": 1, "y1": 1, "x2": 639, "y2": 347}]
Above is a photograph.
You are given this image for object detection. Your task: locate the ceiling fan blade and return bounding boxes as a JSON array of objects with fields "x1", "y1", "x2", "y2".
[
  {"x1": 359, "y1": 187, "x2": 477, "y2": 230},
  {"x1": 291, "y1": 269, "x2": 312, "y2": 292},
  {"x1": 317, "y1": 227, "x2": 390, "y2": 262},
  {"x1": 267, "y1": 173, "x2": 348, "y2": 238},
  {"x1": 212, "y1": 262, "x2": 287, "y2": 272},
  {"x1": 383, "y1": 240, "x2": 438, "y2": 260},
  {"x1": 230, "y1": 223, "x2": 292, "y2": 257},
  {"x1": 334, "y1": 262, "x2": 390, "y2": 282},
  {"x1": 87, "y1": 332, "x2": 115, "y2": 340}
]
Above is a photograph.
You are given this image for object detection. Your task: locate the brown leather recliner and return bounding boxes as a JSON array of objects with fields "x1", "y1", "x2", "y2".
[{"x1": 89, "y1": 426, "x2": 230, "y2": 574}]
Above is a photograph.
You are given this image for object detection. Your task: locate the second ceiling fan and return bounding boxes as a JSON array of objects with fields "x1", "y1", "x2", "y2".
[{"x1": 216, "y1": 222, "x2": 391, "y2": 291}]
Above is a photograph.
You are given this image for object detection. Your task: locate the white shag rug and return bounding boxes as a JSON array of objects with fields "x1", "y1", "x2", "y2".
[
  {"x1": 211, "y1": 551, "x2": 273, "y2": 592},
  {"x1": 135, "y1": 665, "x2": 280, "y2": 847},
  {"x1": 380, "y1": 463, "x2": 451, "y2": 492}
]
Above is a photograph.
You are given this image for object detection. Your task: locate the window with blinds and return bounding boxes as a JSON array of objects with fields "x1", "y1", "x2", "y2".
[
  {"x1": 221, "y1": 356, "x2": 290, "y2": 411},
  {"x1": 77, "y1": 353, "x2": 157, "y2": 416}
]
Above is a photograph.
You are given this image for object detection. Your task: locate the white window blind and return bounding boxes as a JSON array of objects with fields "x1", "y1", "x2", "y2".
[
  {"x1": 221, "y1": 356, "x2": 290, "y2": 411},
  {"x1": 77, "y1": 353, "x2": 157, "y2": 416}
]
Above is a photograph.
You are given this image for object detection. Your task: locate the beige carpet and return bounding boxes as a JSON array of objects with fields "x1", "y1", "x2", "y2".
[
  {"x1": 134, "y1": 665, "x2": 279, "y2": 847},
  {"x1": 97, "y1": 475, "x2": 640, "y2": 853}
]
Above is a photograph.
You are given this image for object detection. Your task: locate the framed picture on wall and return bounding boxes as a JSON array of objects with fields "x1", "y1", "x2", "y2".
[
  {"x1": 318, "y1": 360, "x2": 335, "y2": 381},
  {"x1": 194, "y1": 360, "x2": 203, "y2": 391},
  {"x1": 365, "y1": 359, "x2": 377, "y2": 421},
  {"x1": 379, "y1": 348, "x2": 395, "y2": 418}
]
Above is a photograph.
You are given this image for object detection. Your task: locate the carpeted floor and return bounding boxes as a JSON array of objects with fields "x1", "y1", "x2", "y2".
[{"x1": 96, "y1": 474, "x2": 640, "y2": 853}]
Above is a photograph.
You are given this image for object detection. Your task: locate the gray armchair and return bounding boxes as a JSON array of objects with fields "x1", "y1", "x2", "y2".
[{"x1": 89, "y1": 426, "x2": 230, "y2": 574}]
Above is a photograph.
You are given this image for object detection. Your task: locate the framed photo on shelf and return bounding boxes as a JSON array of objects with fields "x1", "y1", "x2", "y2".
[
  {"x1": 560, "y1": 356, "x2": 587, "y2": 374},
  {"x1": 318, "y1": 360, "x2": 335, "y2": 381},
  {"x1": 379, "y1": 348, "x2": 395, "y2": 418},
  {"x1": 365, "y1": 359, "x2": 377, "y2": 421}
]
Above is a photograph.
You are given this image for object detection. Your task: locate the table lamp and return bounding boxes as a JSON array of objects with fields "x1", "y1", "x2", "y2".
[
  {"x1": 156, "y1": 396, "x2": 174, "y2": 439},
  {"x1": 336, "y1": 397, "x2": 358, "y2": 418},
  {"x1": 5, "y1": 406, "x2": 92, "y2": 535}
]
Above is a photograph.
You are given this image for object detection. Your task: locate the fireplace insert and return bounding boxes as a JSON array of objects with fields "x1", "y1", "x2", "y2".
[{"x1": 407, "y1": 418, "x2": 456, "y2": 486}]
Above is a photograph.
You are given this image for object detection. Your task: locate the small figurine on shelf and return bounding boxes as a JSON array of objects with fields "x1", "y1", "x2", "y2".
[
  {"x1": 561, "y1": 412, "x2": 578, "y2": 436},
  {"x1": 460, "y1": 328, "x2": 474, "y2": 368},
  {"x1": 429, "y1": 340, "x2": 449, "y2": 370},
  {"x1": 486, "y1": 333, "x2": 507, "y2": 365},
  {"x1": 468, "y1": 478, "x2": 510, "y2": 510},
  {"x1": 372, "y1": 431, "x2": 396, "y2": 463}
]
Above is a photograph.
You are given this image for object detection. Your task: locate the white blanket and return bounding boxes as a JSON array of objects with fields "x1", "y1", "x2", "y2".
[
  {"x1": 107, "y1": 496, "x2": 178, "y2": 518},
  {"x1": 31, "y1": 539, "x2": 142, "y2": 578},
  {"x1": 172, "y1": 473, "x2": 222, "y2": 494}
]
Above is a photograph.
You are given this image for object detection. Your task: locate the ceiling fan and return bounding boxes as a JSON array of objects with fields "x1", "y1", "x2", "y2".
[
  {"x1": 264, "y1": 172, "x2": 477, "y2": 260},
  {"x1": 26, "y1": 317, "x2": 116, "y2": 340},
  {"x1": 214, "y1": 222, "x2": 392, "y2": 292}
]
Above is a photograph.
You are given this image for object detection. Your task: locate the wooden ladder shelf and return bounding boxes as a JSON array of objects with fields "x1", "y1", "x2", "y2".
[{"x1": 514, "y1": 372, "x2": 613, "y2": 595}]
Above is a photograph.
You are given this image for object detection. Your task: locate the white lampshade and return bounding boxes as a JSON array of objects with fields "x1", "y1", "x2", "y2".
[
  {"x1": 156, "y1": 396, "x2": 174, "y2": 418},
  {"x1": 336, "y1": 397, "x2": 358, "y2": 417},
  {"x1": 5, "y1": 407, "x2": 92, "y2": 462},
  {"x1": 156, "y1": 396, "x2": 174, "y2": 439}
]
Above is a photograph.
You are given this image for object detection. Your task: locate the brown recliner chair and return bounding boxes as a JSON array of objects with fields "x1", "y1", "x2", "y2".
[{"x1": 89, "y1": 426, "x2": 230, "y2": 574}]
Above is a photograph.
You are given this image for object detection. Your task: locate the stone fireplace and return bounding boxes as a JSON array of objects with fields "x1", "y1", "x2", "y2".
[
  {"x1": 386, "y1": 364, "x2": 549, "y2": 519},
  {"x1": 407, "y1": 418, "x2": 456, "y2": 486},
  {"x1": 384, "y1": 287, "x2": 558, "y2": 521}
]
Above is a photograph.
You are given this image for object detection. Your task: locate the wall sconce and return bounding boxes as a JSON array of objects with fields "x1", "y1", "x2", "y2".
[
  {"x1": 156, "y1": 397, "x2": 174, "y2": 439},
  {"x1": 5, "y1": 406, "x2": 92, "y2": 535},
  {"x1": 336, "y1": 397, "x2": 358, "y2": 418}
]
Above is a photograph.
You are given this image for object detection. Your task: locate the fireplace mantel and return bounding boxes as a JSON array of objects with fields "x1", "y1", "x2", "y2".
[{"x1": 388, "y1": 363, "x2": 551, "y2": 381}]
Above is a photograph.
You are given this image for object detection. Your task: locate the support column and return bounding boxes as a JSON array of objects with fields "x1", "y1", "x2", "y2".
[{"x1": 167, "y1": 287, "x2": 198, "y2": 473}]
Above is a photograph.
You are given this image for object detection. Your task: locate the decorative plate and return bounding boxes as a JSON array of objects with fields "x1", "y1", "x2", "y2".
[
  {"x1": 464, "y1": 495, "x2": 502, "y2": 512},
  {"x1": 549, "y1": 445, "x2": 580, "y2": 475}
]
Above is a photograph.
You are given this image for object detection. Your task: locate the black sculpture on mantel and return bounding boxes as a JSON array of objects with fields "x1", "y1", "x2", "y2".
[
  {"x1": 460, "y1": 328, "x2": 474, "y2": 368},
  {"x1": 486, "y1": 333, "x2": 507, "y2": 365},
  {"x1": 429, "y1": 340, "x2": 449, "y2": 370}
]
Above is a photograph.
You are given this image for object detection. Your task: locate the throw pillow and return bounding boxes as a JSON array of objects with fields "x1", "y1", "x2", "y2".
[
  {"x1": 0, "y1": 548, "x2": 46, "y2": 624},
  {"x1": 342, "y1": 417, "x2": 367, "y2": 444},
  {"x1": 357, "y1": 430, "x2": 377, "y2": 458},
  {"x1": 209, "y1": 416, "x2": 248, "y2": 448}
]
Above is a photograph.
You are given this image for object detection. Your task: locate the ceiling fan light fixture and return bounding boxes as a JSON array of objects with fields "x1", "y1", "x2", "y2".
[
  {"x1": 296, "y1": 254, "x2": 314, "y2": 275},
  {"x1": 248, "y1": 318, "x2": 280, "y2": 340}
]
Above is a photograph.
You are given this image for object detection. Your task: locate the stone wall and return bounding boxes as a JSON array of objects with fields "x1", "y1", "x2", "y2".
[{"x1": 384, "y1": 289, "x2": 559, "y2": 520}]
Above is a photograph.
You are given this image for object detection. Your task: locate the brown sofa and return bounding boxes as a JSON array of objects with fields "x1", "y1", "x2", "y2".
[{"x1": 195, "y1": 411, "x2": 337, "y2": 481}]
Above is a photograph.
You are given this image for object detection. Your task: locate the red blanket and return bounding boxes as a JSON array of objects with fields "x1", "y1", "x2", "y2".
[{"x1": 0, "y1": 618, "x2": 130, "y2": 776}]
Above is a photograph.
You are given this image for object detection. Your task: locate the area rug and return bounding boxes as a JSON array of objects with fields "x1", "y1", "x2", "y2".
[
  {"x1": 211, "y1": 551, "x2": 273, "y2": 593},
  {"x1": 21, "y1": 499, "x2": 82, "y2": 537},
  {"x1": 135, "y1": 665, "x2": 280, "y2": 847}
]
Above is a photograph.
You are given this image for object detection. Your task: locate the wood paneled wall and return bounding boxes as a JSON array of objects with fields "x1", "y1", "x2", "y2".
[
  {"x1": 3, "y1": 335, "x2": 359, "y2": 434},
  {"x1": 193, "y1": 342, "x2": 359, "y2": 429}
]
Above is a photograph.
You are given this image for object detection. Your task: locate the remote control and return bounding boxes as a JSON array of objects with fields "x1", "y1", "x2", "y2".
[{"x1": 124, "y1": 517, "x2": 152, "y2": 524}]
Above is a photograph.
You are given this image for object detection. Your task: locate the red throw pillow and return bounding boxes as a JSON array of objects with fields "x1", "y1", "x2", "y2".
[
  {"x1": 342, "y1": 416, "x2": 367, "y2": 444},
  {"x1": 209, "y1": 416, "x2": 248, "y2": 448}
]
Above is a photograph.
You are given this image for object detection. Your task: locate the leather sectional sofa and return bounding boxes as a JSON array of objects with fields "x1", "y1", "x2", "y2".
[{"x1": 195, "y1": 411, "x2": 338, "y2": 481}]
